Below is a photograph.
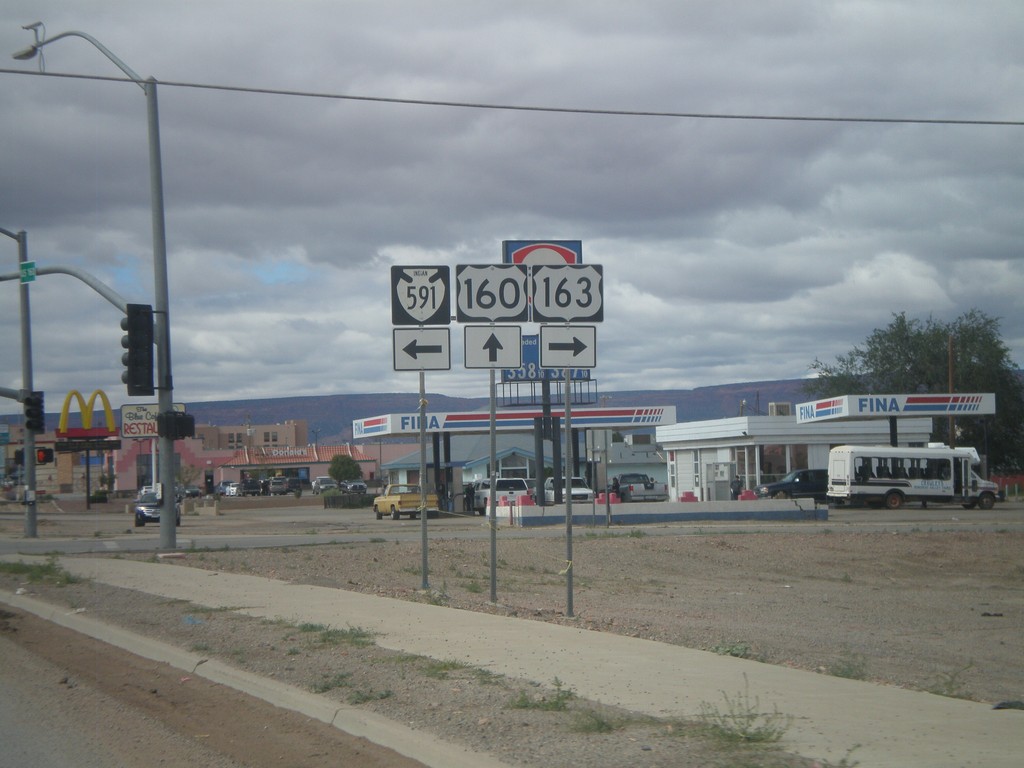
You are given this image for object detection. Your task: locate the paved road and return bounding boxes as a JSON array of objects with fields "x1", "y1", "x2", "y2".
[{"x1": 0, "y1": 625, "x2": 245, "y2": 768}]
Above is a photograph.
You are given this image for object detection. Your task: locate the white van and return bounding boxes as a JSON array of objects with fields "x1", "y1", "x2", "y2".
[{"x1": 827, "y1": 444, "x2": 999, "y2": 510}]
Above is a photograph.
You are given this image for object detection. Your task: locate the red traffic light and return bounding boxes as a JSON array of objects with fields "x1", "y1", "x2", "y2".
[{"x1": 36, "y1": 447, "x2": 54, "y2": 464}]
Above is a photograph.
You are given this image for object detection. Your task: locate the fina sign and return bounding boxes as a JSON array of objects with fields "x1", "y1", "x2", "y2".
[{"x1": 796, "y1": 393, "x2": 996, "y2": 423}]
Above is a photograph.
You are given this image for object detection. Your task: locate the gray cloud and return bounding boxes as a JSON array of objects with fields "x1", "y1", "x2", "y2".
[{"x1": 2, "y1": 1, "x2": 1022, "y2": 415}]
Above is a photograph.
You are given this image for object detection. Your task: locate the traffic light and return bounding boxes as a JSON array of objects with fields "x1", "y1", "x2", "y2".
[
  {"x1": 157, "y1": 410, "x2": 195, "y2": 440},
  {"x1": 14, "y1": 449, "x2": 24, "y2": 466},
  {"x1": 23, "y1": 391, "x2": 45, "y2": 433},
  {"x1": 121, "y1": 303, "x2": 155, "y2": 396},
  {"x1": 36, "y1": 447, "x2": 54, "y2": 465}
]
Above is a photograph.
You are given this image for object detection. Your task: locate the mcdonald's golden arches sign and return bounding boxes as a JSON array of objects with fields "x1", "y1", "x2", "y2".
[{"x1": 56, "y1": 390, "x2": 119, "y2": 438}]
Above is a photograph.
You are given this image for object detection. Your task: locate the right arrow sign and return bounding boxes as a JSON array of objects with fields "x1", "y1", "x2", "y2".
[{"x1": 539, "y1": 325, "x2": 597, "y2": 369}]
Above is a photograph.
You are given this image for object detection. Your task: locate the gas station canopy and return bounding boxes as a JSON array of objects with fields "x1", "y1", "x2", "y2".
[
  {"x1": 796, "y1": 393, "x2": 995, "y2": 424},
  {"x1": 353, "y1": 405, "x2": 676, "y2": 438}
]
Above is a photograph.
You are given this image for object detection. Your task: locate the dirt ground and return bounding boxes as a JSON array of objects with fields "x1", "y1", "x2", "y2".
[{"x1": 2, "y1": 522, "x2": 1023, "y2": 768}]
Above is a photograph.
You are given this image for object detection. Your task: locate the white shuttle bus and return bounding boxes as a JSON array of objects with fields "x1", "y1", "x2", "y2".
[{"x1": 827, "y1": 444, "x2": 1000, "y2": 510}]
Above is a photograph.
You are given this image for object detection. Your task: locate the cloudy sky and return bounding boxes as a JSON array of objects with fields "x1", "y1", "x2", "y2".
[{"x1": 2, "y1": 1, "x2": 1022, "y2": 417}]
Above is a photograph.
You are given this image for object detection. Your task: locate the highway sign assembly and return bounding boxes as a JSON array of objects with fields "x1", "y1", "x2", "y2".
[
  {"x1": 393, "y1": 328, "x2": 451, "y2": 371},
  {"x1": 464, "y1": 325, "x2": 522, "y2": 369}
]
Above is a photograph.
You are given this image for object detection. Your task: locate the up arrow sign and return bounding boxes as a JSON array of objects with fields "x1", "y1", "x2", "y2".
[
  {"x1": 464, "y1": 325, "x2": 521, "y2": 369},
  {"x1": 539, "y1": 325, "x2": 597, "y2": 369},
  {"x1": 482, "y1": 333, "x2": 504, "y2": 362}
]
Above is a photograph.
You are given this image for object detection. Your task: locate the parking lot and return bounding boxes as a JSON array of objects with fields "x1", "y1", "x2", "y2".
[{"x1": 2, "y1": 494, "x2": 1021, "y2": 553}]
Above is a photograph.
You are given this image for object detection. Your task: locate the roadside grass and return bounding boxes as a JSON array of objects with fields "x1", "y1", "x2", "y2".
[
  {"x1": 827, "y1": 650, "x2": 868, "y2": 680},
  {"x1": 312, "y1": 671, "x2": 352, "y2": 693},
  {"x1": 422, "y1": 658, "x2": 470, "y2": 679},
  {"x1": 697, "y1": 676, "x2": 792, "y2": 743},
  {"x1": 348, "y1": 688, "x2": 393, "y2": 704},
  {"x1": 296, "y1": 622, "x2": 376, "y2": 647},
  {"x1": 0, "y1": 557, "x2": 80, "y2": 585},
  {"x1": 925, "y1": 662, "x2": 974, "y2": 699},
  {"x1": 509, "y1": 678, "x2": 575, "y2": 711},
  {"x1": 710, "y1": 640, "x2": 755, "y2": 659}
]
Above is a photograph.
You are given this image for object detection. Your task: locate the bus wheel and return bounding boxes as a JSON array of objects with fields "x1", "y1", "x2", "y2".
[
  {"x1": 977, "y1": 493, "x2": 996, "y2": 510},
  {"x1": 884, "y1": 491, "x2": 903, "y2": 510}
]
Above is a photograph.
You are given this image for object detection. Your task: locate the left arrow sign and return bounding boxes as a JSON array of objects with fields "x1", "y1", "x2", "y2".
[
  {"x1": 393, "y1": 328, "x2": 450, "y2": 371},
  {"x1": 403, "y1": 339, "x2": 444, "y2": 358}
]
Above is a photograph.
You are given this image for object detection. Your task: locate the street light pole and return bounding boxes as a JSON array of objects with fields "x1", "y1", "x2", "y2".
[
  {"x1": 14, "y1": 26, "x2": 178, "y2": 548},
  {"x1": 0, "y1": 226, "x2": 37, "y2": 537}
]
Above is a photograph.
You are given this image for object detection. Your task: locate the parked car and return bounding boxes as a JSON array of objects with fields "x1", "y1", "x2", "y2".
[
  {"x1": 472, "y1": 477, "x2": 531, "y2": 514},
  {"x1": 544, "y1": 477, "x2": 594, "y2": 504},
  {"x1": 343, "y1": 480, "x2": 367, "y2": 494},
  {"x1": 133, "y1": 492, "x2": 181, "y2": 528},
  {"x1": 312, "y1": 476, "x2": 337, "y2": 494},
  {"x1": 224, "y1": 482, "x2": 241, "y2": 496},
  {"x1": 287, "y1": 477, "x2": 303, "y2": 493},
  {"x1": 183, "y1": 486, "x2": 203, "y2": 498},
  {"x1": 754, "y1": 468, "x2": 829, "y2": 502},
  {"x1": 240, "y1": 478, "x2": 262, "y2": 496},
  {"x1": 267, "y1": 477, "x2": 288, "y2": 495}
]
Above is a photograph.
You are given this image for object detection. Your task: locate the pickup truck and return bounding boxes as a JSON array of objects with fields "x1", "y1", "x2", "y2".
[
  {"x1": 472, "y1": 477, "x2": 531, "y2": 514},
  {"x1": 612, "y1": 473, "x2": 669, "y2": 502},
  {"x1": 373, "y1": 484, "x2": 439, "y2": 520}
]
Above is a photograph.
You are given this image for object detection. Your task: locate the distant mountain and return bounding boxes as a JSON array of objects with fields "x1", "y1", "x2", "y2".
[{"x1": 181, "y1": 379, "x2": 811, "y2": 444}]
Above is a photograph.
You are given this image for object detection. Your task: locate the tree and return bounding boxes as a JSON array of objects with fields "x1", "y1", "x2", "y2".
[
  {"x1": 806, "y1": 310, "x2": 1024, "y2": 472},
  {"x1": 329, "y1": 455, "x2": 362, "y2": 484}
]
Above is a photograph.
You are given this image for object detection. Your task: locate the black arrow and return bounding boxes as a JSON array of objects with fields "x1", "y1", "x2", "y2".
[
  {"x1": 548, "y1": 337, "x2": 588, "y2": 356},
  {"x1": 403, "y1": 339, "x2": 443, "y2": 358},
  {"x1": 482, "y1": 333, "x2": 504, "y2": 362}
]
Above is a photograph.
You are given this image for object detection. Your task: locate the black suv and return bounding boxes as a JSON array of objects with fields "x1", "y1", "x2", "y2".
[
  {"x1": 240, "y1": 478, "x2": 262, "y2": 496},
  {"x1": 754, "y1": 469, "x2": 829, "y2": 502}
]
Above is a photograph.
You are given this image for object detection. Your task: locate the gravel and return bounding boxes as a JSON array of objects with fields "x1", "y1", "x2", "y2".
[{"x1": 4, "y1": 527, "x2": 1023, "y2": 767}]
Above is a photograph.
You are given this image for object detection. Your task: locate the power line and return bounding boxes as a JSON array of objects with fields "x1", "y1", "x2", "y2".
[{"x1": 3, "y1": 66, "x2": 1023, "y2": 127}]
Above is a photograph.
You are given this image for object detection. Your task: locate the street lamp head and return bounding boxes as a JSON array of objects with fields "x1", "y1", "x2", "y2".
[
  {"x1": 13, "y1": 21, "x2": 44, "y2": 61},
  {"x1": 12, "y1": 44, "x2": 39, "y2": 61}
]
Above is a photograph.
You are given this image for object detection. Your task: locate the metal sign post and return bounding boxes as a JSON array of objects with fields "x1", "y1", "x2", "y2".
[
  {"x1": 419, "y1": 370, "x2": 429, "y2": 590},
  {"x1": 489, "y1": 367, "x2": 498, "y2": 603},
  {"x1": 564, "y1": 365, "x2": 574, "y2": 618}
]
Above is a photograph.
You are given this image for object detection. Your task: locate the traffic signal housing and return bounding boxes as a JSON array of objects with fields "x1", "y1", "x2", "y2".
[
  {"x1": 23, "y1": 391, "x2": 45, "y2": 433},
  {"x1": 157, "y1": 410, "x2": 195, "y2": 440},
  {"x1": 121, "y1": 303, "x2": 155, "y2": 396},
  {"x1": 36, "y1": 448, "x2": 54, "y2": 465}
]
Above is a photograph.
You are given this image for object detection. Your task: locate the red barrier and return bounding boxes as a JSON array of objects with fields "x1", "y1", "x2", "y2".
[
  {"x1": 679, "y1": 491, "x2": 698, "y2": 502},
  {"x1": 739, "y1": 490, "x2": 758, "y2": 501}
]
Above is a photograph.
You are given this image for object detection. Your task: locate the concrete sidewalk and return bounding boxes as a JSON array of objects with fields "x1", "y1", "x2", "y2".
[{"x1": 7, "y1": 555, "x2": 1023, "y2": 767}]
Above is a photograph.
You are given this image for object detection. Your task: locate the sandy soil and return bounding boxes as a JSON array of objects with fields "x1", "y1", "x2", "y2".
[{"x1": 2, "y1": 526, "x2": 1022, "y2": 767}]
